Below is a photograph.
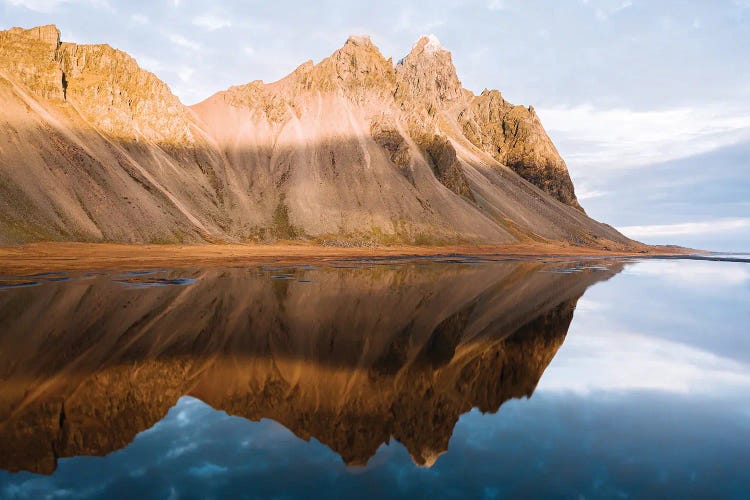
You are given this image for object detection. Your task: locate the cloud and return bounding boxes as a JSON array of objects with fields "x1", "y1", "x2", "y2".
[
  {"x1": 575, "y1": 186, "x2": 610, "y2": 201},
  {"x1": 619, "y1": 218, "x2": 750, "y2": 238},
  {"x1": 539, "y1": 327, "x2": 750, "y2": 395},
  {"x1": 188, "y1": 463, "x2": 228, "y2": 477},
  {"x1": 177, "y1": 66, "x2": 194, "y2": 82},
  {"x1": 5, "y1": 0, "x2": 109, "y2": 13},
  {"x1": 164, "y1": 442, "x2": 198, "y2": 459},
  {"x1": 5, "y1": 0, "x2": 63, "y2": 11},
  {"x1": 192, "y1": 14, "x2": 232, "y2": 31},
  {"x1": 130, "y1": 14, "x2": 148, "y2": 25},
  {"x1": 539, "y1": 104, "x2": 750, "y2": 169},
  {"x1": 129, "y1": 52, "x2": 168, "y2": 73},
  {"x1": 167, "y1": 33, "x2": 201, "y2": 51},
  {"x1": 487, "y1": 0, "x2": 517, "y2": 10},
  {"x1": 393, "y1": 6, "x2": 445, "y2": 33},
  {"x1": 573, "y1": 297, "x2": 607, "y2": 313},
  {"x1": 621, "y1": 259, "x2": 750, "y2": 288},
  {"x1": 581, "y1": 0, "x2": 633, "y2": 20}
]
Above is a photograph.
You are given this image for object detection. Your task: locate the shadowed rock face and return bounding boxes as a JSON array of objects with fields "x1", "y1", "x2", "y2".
[
  {"x1": 0, "y1": 259, "x2": 622, "y2": 473},
  {"x1": 459, "y1": 90, "x2": 583, "y2": 211},
  {"x1": 0, "y1": 26, "x2": 634, "y2": 248}
]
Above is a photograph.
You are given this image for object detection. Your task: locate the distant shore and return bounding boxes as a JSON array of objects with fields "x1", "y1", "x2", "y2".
[{"x1": 0, "y1": 242, "x2": 699, "y2": 274}]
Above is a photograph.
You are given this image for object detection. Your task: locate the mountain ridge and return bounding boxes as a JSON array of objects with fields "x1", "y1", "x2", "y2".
[{"x1": 0, "y1": 24, "x2": 636, "y2": 249}]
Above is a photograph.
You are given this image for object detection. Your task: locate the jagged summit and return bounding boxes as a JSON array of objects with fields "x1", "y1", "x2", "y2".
[
  {"x1": 0, "y1": 25, "x2": 635, "y2": 249},
  {"x1": 413, "y1": 34, "x2": 447, "y2": 55},
  {"x1": 6, "y1": 24, "x2": 60, "y2": 45},
  {"x1": 397, "y1": 35, "x2": 447, "y2": 64},
  {"x1": 395, "y1": 34, "x2": 464, "y2": 107},
  {"x1": 345, "y1": 34, "x2": 374, "y2": 46}
]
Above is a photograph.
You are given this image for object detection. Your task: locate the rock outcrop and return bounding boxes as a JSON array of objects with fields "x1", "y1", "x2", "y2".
[
  {"x1": 0, "y1": 25, "x2": 633, "y2": 248},
  {"x1": 57, "y1": 42, "x2": 195, "y2": 143},
  {"x1": 458, "y1": 89, "x2": 583, "y2": 210},
  {"x1": 395, "y1": 35, "x2": 465, "y2": 109},
  {"x1": 0, "y1": 25, "x2": 65, "y2": 100}
]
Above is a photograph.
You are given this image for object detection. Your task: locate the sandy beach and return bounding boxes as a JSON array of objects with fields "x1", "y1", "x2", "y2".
[{"x1": 0, "y1": 242, "x2": 696, "y2": 274}]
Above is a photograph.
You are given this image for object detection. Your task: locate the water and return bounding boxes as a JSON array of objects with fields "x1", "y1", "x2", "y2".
[{"x1": 0, "y1": 256, "x2": 748, "y2": 499}]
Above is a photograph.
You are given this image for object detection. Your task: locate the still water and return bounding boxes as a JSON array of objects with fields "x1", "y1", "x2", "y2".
[{"x1": 0, "y1": 256, "x2": 748, "y2": 499}]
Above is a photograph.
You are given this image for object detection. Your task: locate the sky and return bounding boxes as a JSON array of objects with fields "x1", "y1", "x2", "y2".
[{"x1": 1, "y1": 0, "x2": 749, "y2": 251}]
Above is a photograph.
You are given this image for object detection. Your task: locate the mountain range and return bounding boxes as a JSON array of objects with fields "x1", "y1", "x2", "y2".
[{"x1": 0, "y1": 25, "x2": 636, "y2": 249}]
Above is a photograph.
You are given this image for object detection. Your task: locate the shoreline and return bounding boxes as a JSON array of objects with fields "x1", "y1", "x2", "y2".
[{"x1": 0, "y1": 242, "x2": 700, "y2": 274}]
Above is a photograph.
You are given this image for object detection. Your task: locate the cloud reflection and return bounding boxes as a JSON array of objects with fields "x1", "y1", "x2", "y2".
[
  {"x1": 538, "y1": 327, "x2": 750, "y2": 395},
  {"x1": 539, "y1": 259, "x2": 750, "y2": 396}
]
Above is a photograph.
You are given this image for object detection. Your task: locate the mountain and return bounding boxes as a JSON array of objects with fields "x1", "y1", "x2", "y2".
[
  {"x1": 0, "y1": 259, "x2": 621, "y2": 473},
  {"x1": 0, "y1": 25, "x2": 635, "y2": 249}
]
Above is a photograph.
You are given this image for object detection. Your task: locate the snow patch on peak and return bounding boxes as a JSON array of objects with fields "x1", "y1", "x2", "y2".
[
  {"x1": 396, "y1": 34, "x2": 447, "y2": 65},
  {"x1": 422, "y1": 34, "x2": 443, "y2": 54}
]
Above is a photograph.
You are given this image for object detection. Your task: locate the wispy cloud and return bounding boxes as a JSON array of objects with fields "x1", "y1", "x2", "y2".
[
  {"x1": 575, "y1": 186, "x2": 610, "y2": 201},
  {"x1": 192, "y1": 14, "x2": 232, "y2": 31},
  {"x1": 540, "y1": 104, "x2": 750, "y2": 169},
  {"x1": 167, "y1": 33, "x2": 201, "y2": 51},
  {"x1": 130, "y1": 13, "x2": 148, "y2": 25},
  {"x1": 539, "y1": 327, "x2": 750, "y2": 395},
  {"x1": 393, "y1": 6, "x2": 445, "y2": 34},
  {"x1": 487, "y1": 0, "x2": 517, "y2": 11},
  {"x1": 619, "y1": 218, "x2": 750, "y2": 238},
  {"x1": 5, "y1": 0, "x2": 63, "y2": 11},
  {"x1": 5, "y1": 0, "x2": 110, "y2": 13},
  {"x1": 188, "y1": 463, "x2": 228, "y2": 477},
  {"x1": 581, "y1": 0, "x2": 633, "y2": 20},
  {"x1": 177, "y1": 66, "x2": 194, "y2": 82},
  {"x1": 623, "y1": 260, "x2": 750, "y2": 288},
  {"x1": 165, "y1": 442, "x2": 198, "y2": 459}
]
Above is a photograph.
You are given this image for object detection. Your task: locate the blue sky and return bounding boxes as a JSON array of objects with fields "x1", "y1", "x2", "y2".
[{"x1": 2, "y1": 0, "x2": 749, "y2": 251}]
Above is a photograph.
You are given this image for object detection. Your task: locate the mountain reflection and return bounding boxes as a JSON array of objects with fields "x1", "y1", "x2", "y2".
[{"x1": 0, "y1": 259, "x2": 621, "y2": 474}]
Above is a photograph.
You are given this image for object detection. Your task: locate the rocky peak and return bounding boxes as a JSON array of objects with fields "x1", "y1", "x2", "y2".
[
  {"x1": 57, "y1": 42, "x2": 194, "y2": 142},
  {"x1": 255, "y1": 34, "x2": 397, "y2": 106},
  {"x1": 9, "y1": 24, "x2": 60, "y2": 46},
  {"x1": 458, "y1": 90, "x2": 584, "y2": 211},
  {"x1": 0, "y1": 25, "x2": 193, "y2": 142},
  {"x1": 345, "y1": 34, "x2": 374, "y2": 48},
  {"x1": 395, "y1": 34, "x2": 463, "y2": 109},
  {"x1": 316, "y1": 35, "x2": 395, "y2": 93},
  {"x1": 0, "y1": 25, "x2": 64, "y2": 100},
  {"x1": 410, "y1": 34, "x2": 448, "y2": 57}
]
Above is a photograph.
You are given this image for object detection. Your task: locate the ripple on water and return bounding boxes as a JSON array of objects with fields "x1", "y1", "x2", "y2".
[
  {"x1": 114, "y1": 276, "x2": 197, "y2": 288},
  {"x1": 0, "y1": 279, "x2": 41, "y2": 290}
]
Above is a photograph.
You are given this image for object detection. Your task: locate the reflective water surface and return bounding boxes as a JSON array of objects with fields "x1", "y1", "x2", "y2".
[{"x1": 0, "y1": 257, "x2": 748, "y2": 498}]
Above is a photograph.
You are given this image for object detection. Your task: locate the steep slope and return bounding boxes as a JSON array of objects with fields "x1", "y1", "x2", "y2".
[
  {"x1": 0, "y1": 26, "x2": 243, "y2": 244},
  {"x1": 0, "y1": 25, "x2": 635, "y2": 249}
]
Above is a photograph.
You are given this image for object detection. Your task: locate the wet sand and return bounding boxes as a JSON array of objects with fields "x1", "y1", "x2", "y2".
[{"x1": 0, "y1": 242, "x2": 697, "y2": 274}]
